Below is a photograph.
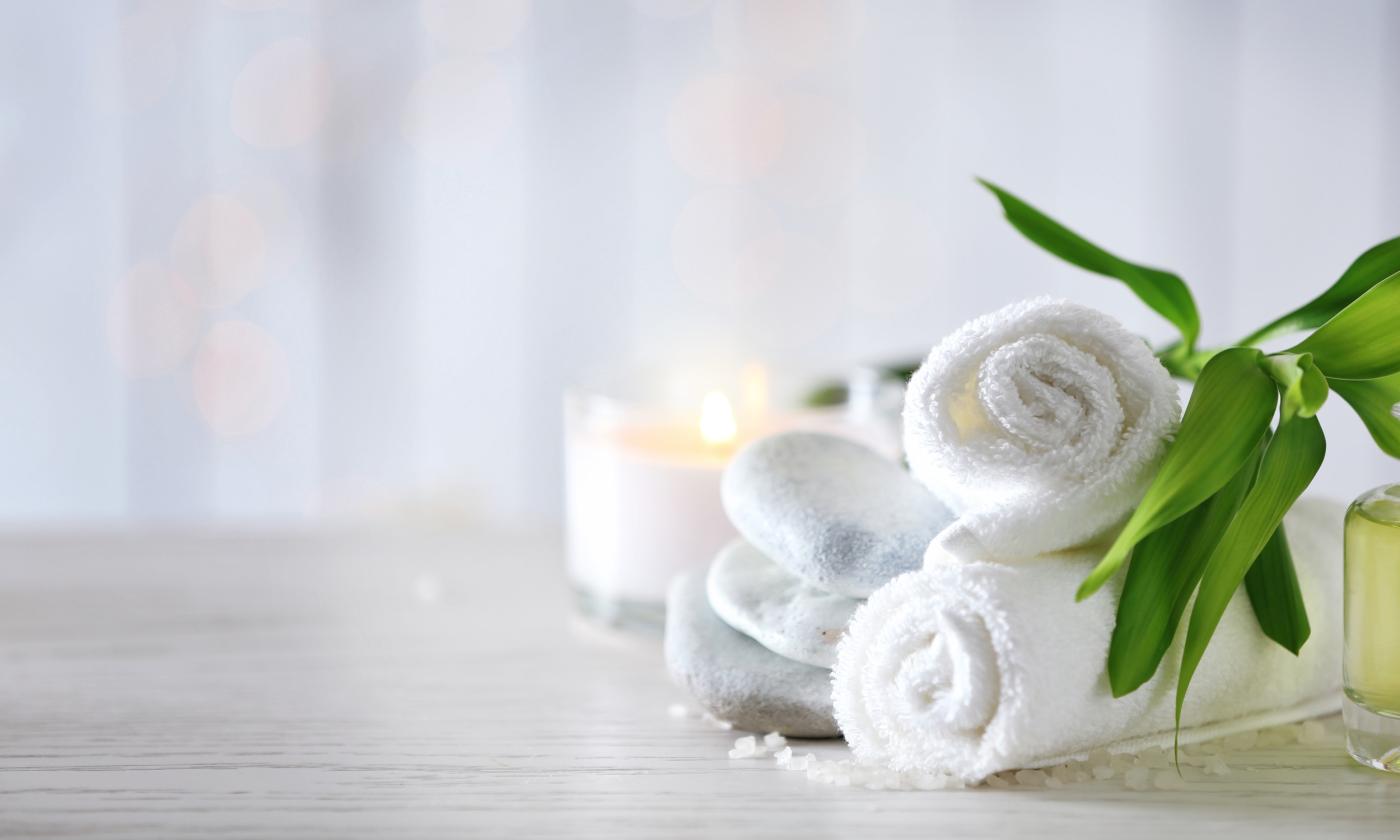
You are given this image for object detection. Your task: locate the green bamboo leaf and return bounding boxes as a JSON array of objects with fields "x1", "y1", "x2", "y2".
[
  {"x1": 1330, "y1": 371, "x2": 1400, "y2": 458},
  {"x1": 1240, "y1": 235, "x2": 1400, "y2": 345},
  {"x1": 1107, "y1": 438, "x2": 1265, "y2": 697},
  {"x1": 1290, "y1": 270, "x2": 1400, "y2": 379},
  {"x1": 1244, "y1": 525, "x2": 1311, "y2": 655},
  {"x1": 1076, "y1": 348, "x2": 1276, "y2": 600},
  {"x1": 1262, "y1": 353, "x2": 1329, "y2": 420},
  {"x1": 1176, "y1": 415, "x2": 1326, "y2": 730},
  {"x1": 978, "y1": 179, "x2": 1200, "y2": 351}
]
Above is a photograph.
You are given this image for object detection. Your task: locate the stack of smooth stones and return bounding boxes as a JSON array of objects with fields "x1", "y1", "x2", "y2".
[{"x1": 665, "y1": 431, "x2": 955, "y2": 736}]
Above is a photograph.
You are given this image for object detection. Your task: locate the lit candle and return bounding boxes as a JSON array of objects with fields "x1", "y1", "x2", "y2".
[{"x1": 563, "y1": 367, "x2": 902, "y2": 631}]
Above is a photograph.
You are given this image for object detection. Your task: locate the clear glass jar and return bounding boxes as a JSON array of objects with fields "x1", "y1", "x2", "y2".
[{"x1": 1343, "y1": 483, "x2": 1400, "y2": 772}]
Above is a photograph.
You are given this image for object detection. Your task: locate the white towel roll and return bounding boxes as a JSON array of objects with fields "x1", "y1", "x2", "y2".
[
  {"x1": 904, "y1": 297, "x2": 1180, "y2": 560},
  {"x1": 831, "y1": 499, "x2": 1343, "y2": 782}
]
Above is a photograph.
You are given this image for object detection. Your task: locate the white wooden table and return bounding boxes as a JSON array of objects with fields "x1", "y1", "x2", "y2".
[{"x1": 1, "y1": 528, "x2": 1397, "y2": 838}]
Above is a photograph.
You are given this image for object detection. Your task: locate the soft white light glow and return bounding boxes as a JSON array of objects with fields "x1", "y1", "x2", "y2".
[{"x1": 699, "y1": 391, "x2": 737, "y2": 445}]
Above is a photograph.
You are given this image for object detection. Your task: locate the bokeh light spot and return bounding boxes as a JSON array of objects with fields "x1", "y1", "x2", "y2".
[
  {"x1": 672, "y1": 190, "x2": 779, "y2": 298},
  {"x1": 192, "y1": 320, "x2": 291, "y2": 439},
  {"x1": 106, "y1": 261, "x2": 200, "y2": 377},
  {"x1": 170, "y1": 194, "x2": 268, "y2": 309},
  {"x1": 668, "y1": 73, "x2": 785, "y2": 184},
  {"x1": 230, "y1": 38, "x2": 330, "y2": 149}
]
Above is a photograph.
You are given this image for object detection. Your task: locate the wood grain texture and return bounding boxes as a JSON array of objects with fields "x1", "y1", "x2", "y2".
[{"x1": 0, "y1": 528, "x2": 1396, "y2": 838}]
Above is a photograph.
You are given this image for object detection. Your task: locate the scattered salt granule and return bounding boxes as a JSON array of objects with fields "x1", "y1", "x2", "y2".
[
  {"x1": 1203, "y1": 755, "x2": 1230, "y2": 776},
  {"x1": 1092, "y1": 765, "x2": 1115, "y2": 781},
  {"x1": 774, "y1": 746, "x2": 794, "y2": 767},
  {"x1": 1298, "y1": 720, "x2": 1327, "y2": 746},
  {"x1": 763, "y1": 732, "x2": 787, "y2": 750},
  {"x1": 1123, "y1": 767, "x2": 1152, "y2": 790},
  {"x1": 1153, "y1": 770, "x2": 1187, "y2": 791},
  {"x1": 666, "y1": 703, "x2": 689, "y2": 719},
  {"x1": 728, "y1": 735, "x2": 757, "y2": 759},
  {"x1": 1014, "y1": 768, "x2": 1047, "y2": 787},
  {"x1": 1136, "y1": 746, "x2": 1169, "y2": 769},
  {"x1": 1044, "y1": 777, "x2": 1065, "y2": 789},
  {"x1": 986, "y1": 773, "x2": 1011, "y2": 789}
]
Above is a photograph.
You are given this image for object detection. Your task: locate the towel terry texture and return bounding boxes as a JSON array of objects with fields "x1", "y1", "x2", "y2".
[
  {"x1": 903, "y1": 297, "x2": 1181, "y2": 561},
  {"x1": 831, "y1": 498, "x2": 1343, "y2": 782}
]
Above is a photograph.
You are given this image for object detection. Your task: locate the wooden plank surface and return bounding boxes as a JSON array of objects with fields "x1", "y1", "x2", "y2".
[{"x1": 0, "y1": 528, "x2": 1396, "y2": 838}]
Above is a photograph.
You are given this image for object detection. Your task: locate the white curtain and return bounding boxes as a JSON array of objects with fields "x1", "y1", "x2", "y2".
[{"x1": 4, "y1": 0, "x2": 1397, "y2": 526}]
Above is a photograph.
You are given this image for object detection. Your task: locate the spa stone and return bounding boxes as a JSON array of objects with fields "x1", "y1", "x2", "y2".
[
  {"x1": 665, "y1": 570, "x2": 839, "y2": 738},
  {"x1": 706, "y1": 540, "x2": 859, "y2": 668},
  {"x1": 721, "y1": 431, "x2": 953, "y2": 598}
]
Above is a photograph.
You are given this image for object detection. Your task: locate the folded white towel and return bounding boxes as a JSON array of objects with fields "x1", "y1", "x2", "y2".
[
  {"x1": 831, "y1": 498, "x2": 1342, "y2": 782},
  {"x1": 903, "y1": 297, "x2": 1180, "y2": 561}
]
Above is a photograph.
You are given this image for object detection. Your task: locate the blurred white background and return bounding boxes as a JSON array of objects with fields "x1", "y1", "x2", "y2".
[{"x1": 3, "y1": 0, "x2": 1398, "y2": 528}]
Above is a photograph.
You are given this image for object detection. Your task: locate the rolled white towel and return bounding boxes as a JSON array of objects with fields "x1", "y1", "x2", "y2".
[
  {"x1": 904, "y1": 297, "x2": 1180, "y2": 560},
  {"x1": 831, "y1": 498, "x2": 1343, "y2": 782}
]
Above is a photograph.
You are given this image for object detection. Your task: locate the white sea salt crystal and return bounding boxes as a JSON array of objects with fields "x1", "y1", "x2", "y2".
[
  {"x1": 1050, "y1": 764, "x2": 1074, "y2": 784},
  {"x1": 763, "y1": 732, "x2": 787, "y2": 750},
  {"x1": 1299, "y1": 720, "x2": 1327, "y2": 745},
  {"x1": 729, "y1": 735, "x2": 757, "y2": 759},
  {"x1": 1014, "y1": 768, "x2": 1047, "y2": 787},
  {"x1": 1136, "y1": 746, "x2": 1168, "y2": 769},
  {"x1": 986, "y1": 773, "x2": 1010, "y2": 788},
  {"x1": 1092, "y1": 765, "x2": 1115, "y2": 781},
  {"x1": 1204, "y1": 755, "x2": 1230, "y2": 776},
  {"x1": 667, "y1": 703, "x2": 689, "y2": 719},
  {"x1": 1124, "y1": 767, "x2": 1152, "y2": 790},
  {"x1": 1110, "y1": 753, "x2": 1134, "y2": 772},
  {"x1": 774, "y1": 746, "x2": 793, "y2": 767},
  {"x1": 1045, "y1": 777, "x2": 1065, "y2": 789}
]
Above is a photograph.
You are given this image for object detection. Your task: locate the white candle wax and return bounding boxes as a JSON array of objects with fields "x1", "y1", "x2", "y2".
[
  {"x1": 564, "y1": 423, "x2": 735, "y2": 605},
  {"x1": 563, "y1": 375, "x2": 902, "y2": 623}
]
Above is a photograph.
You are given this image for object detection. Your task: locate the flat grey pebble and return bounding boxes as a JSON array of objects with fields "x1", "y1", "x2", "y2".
[
  {"x1": 721, "y1": 431, "x2": 953, "y2": 598},
  {"x1": 706, "y1": 540, "x2": 859, "y2": 668},
  {"x1": 665, "y1": 570, "x2": 839, "y2": 738}
]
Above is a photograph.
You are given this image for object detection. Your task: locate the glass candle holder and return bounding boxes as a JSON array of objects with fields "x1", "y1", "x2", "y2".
[
  {"x1": 563, "y1": 366, "x2": 901, "y2": 633},
  {"x1": 1344, "y1": 483, "x2": 1400, "y2": 773}
]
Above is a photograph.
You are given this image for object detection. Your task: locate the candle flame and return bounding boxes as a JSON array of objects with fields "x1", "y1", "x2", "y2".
[{"x1": 700, "y1": 390, "x2": 737, "y2": 446}]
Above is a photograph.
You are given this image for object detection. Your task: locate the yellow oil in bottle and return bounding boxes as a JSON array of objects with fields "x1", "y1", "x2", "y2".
[{"x1": 1344, "y1": 483, "x2": 1400, "y2": 771}]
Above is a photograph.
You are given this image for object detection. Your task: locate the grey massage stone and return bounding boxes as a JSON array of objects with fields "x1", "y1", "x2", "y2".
[
  {"x1": 665, "y1": 570, "x2": 839, "y2": 738},
  {"x1": 721, "y1": 431, "x2": 954, "y2": 598},
  {"x1": 706, "y1": 540, "x2": 859, "y2": 668}
]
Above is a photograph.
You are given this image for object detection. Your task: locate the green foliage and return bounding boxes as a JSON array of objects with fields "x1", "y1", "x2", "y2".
[
  {"x1": 1176, "y1": 415, "x2": 1325, "y2": 731},
  {"x1": 1240, "y1": 235, "x2": 1400, "y2": 345},
  {"x1": 1330, "y1": 371, "x2": 1400, "y2": 457},
  {"x1": 978, "y1": 180, "x2": 1399, "y2": 733},
  {"x1": 1289, "y1": 271, "x2": 1400, "y2": 380},
  {"x1": 1076, "y1": 348, "x2": 1277, "y2": 601},
  {"x1": 1263, "y1": 353, "x2": 1329, "y2": 420},
  {"x1": 1106, "y1": 438, "x2": 1264, "y2": 697},
  {"x1": 1245, "y1": 524, "x2": 1311, "y2": 655},
  {"x1": 978, "y1": 179, "x2": 1200, "y2": 352}
]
